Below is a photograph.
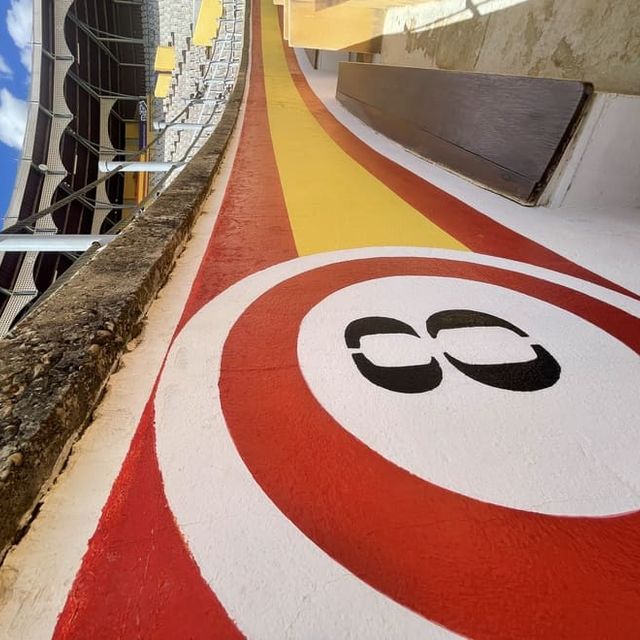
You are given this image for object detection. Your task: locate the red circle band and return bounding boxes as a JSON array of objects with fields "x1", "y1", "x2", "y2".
[{"x1": 219, "y1": 257, "x2": 640, "y2": 639}]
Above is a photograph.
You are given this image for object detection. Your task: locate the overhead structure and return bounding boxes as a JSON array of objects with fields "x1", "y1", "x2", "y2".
[
  {"x1": 0, "y1": 0, "x2": 147, "y2": 335},
  {"x1": 279, "y1": 0, "x2": 458, "y2": 53},
  {"x1": 285, "y1": 0, "x2": 385, "y2": 52},
  {"x1": 0, "y1": 0, "x2": 245, "y2": 337},
  {"x1": 151, "y1": 0, "x2": 245, "y2": 184}
]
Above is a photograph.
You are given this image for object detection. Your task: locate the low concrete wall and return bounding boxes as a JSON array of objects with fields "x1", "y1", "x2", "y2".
[
  {"x1": 543, "y1": 93, "x2": 640, "y2": 210},
  {"x1": 381, "y1": 0, "x2": 640, "y2": 96},
  {"x1": 0, "y1": 3, "x2": 251, "y2": 560}
]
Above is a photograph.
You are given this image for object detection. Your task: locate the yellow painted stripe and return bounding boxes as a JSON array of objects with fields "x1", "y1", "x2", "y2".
[{"x1": 261, "y1": 0, "x2": 467, "y2": 256}]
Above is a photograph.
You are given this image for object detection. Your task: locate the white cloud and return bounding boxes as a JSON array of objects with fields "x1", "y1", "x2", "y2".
[
  {"x1": 0, "y1": 88, "x2": 27, "y2": 150},
  {"x1": 0, "y1": 55, "x2": 12, "y2": 78},
  {"x1": 7, "y1": 0, "x2": 33, "y2": 71}
]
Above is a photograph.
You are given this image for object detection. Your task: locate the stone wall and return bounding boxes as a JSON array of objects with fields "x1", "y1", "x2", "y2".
[{"x1": 381, "y1": 0, "x2": 639, "y2": 95}]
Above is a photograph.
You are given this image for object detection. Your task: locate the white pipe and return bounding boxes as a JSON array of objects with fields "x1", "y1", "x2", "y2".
[
  {"x1": 153, "y1": 121, "x2": 214, "y2": 131},
  {"x1": 98, "y1": 161, "x2": 185, "y2": 172},
  {"x1": 0, "y1": 235, "x2": 115, "y2": 252}
]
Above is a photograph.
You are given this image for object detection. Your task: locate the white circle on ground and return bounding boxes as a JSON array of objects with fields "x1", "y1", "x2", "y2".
[
  {"x1": 155, "y1": 247, "x2": 640, "y2": 638},
  {"x1": 298, "y1": 274, "x2": 640, "y2": 516}
]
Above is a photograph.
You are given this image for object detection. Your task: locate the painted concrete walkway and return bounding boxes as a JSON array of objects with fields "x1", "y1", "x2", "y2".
[{"x1": 1, "y1": 1, "x2": 640, "y2": 638}]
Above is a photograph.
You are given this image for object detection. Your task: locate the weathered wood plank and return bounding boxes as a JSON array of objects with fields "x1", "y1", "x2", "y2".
[{"x1": 336, "y1": 63, "x2": 592, "y2": 203}]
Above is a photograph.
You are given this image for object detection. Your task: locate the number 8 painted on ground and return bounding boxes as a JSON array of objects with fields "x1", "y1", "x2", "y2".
[{"x1": 345, "y1": 309, "x2": 561, "y2": 393}]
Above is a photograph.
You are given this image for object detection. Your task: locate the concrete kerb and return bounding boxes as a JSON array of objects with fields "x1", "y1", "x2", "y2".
[{"x1": 0, "y1": 0, "x2": 251, "y2": 561}]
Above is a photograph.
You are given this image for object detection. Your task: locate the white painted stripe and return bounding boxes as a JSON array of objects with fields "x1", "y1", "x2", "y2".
[
  {"x1": 154, "y1": 253, "x2": 452, "y2": 639},
  {"x1": 298, "y1": 274, "x2": 640, "y2": 515}
]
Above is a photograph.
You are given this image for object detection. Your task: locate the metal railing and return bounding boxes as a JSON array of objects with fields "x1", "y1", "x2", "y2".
[{"x1": 0, "y1": 0, "x2": 245, "y2": 336}]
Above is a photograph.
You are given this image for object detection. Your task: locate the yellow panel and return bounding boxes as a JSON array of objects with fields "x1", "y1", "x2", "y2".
[
  {"x1": 286, "y1": 0, "x2": 424, "y2": 52},
  {"x1": 193, "y1": 0, "x2": 223, "y2": 45},
  {"x1": 124, "y1": 122, "x2": 138, "y2": 141},
  {"x1": 124, "y1": 173, "x2": 137, "y2": 200},
  {"x1": 287, "y1": 0, "x2": 385, "y2": 52},
  {"x1": 274, "y1": 0, "x2": 284, "y2": 5},
  {"x1": 261, "y1": 0, "x2": 466, "y2": 255},
  {"x1": 135, "y1": 154, "x2": 149, "y2": 203},
  {"x1": 154, "y1": 46, "x2": 175, "y2": 72},
  {"x1": 154, "y1": 73, "x2": 172, "y2": 98}
]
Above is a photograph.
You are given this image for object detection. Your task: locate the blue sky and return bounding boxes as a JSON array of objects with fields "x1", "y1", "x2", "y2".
[{"x1": 0, "y1": 0, "x2": 32, "y2": 225}]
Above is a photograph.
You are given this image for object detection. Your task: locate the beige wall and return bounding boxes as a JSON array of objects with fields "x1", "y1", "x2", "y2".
[{"x1": 380, "y1": 0, "x2": 640, "y2": 95}]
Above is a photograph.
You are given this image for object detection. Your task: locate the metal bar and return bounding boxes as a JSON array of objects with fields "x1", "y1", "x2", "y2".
[
  {"x1": 38, "y1": 103, "x2": 74, "y2": 120},
  {"x1": 99, "y1": 160, "x2": 186, "y2": 172},
  {"x1": 1, "y1": 89, "x2": 202, "y2": 235},
  {"x1": 98, "y1": 37, "x2": 145, "y2": 43},
  {"x1": 22, "y1": 244, "x2": 101, "y2": 318},
  {"x1": 0, "y1": 235, "x2": 115, "y2": 252},
  {"x1": 57, "y1": 183, "x2": 126, "y2": 210},
  {"x1": 68, "y1": 71, "x2": 146, "y2": 101},
  {"x1": 153, "y1": 121, "x2": 214, "y2": 131},
  {"x1": 3, "y1": 290, "x2": 38, "y2": 297},
  {"x1": 66, "y1": 13, "x2": 121, "y2": 65}
]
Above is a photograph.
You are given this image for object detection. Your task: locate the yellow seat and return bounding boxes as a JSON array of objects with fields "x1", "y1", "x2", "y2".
[
  {"x1": 193, "y1": 0, "x2": 223, "y2": 45},
  {"x1": 154, "y1": 73, "x2": 172, "y2": 98},
  {"x1": 154, "y1": 46, "x2": 176, "y2": 72}
]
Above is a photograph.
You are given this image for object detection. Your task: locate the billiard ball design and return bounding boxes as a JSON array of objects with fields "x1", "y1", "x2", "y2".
[{"x1": 155, "y1": 247, "x2": 640, "y2": 639}]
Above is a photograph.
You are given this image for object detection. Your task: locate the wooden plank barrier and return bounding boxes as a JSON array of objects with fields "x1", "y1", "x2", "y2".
[{"x1": 336, "y1": 62, "x2": 592, "y2": 203}]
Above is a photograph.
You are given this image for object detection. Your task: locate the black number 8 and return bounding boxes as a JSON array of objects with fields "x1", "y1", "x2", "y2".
[{"x1": 344, "y1": 310, "x2": 561, "y2": 394}]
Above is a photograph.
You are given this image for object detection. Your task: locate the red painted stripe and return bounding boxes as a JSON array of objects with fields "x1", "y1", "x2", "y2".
[
  {"x1": 53, "y1": 3, "x2": 297, "y2": 637},
  {"x1": 179, "y1": 5, "x2": 298, "y2": 327},
  {"x1": 53, "y1": 402, "x2": 243, "y2": 640},
  {"x1": 280, "y1": 31, "x2": 639, "y2": 301},
  {"x1": 220, "y1": 256, "x2": 640, "y2": 639}
]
